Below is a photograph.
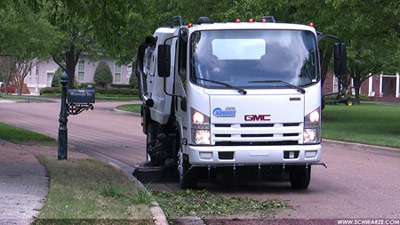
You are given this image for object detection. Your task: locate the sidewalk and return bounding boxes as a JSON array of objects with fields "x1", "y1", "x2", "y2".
[
  {"x1": 0, "y1": 139, "x2": 48, "y2": 225},
  {"x1": 0, "y1": 140, "x2": 89, "y2": 225}
]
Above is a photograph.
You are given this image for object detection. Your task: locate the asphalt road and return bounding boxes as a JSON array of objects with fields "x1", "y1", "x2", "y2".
[{"x1": 1, "y1": 101, "x2": 399, "y2": 220}]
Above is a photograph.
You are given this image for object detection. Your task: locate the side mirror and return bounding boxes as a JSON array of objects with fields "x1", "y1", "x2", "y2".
[
  {"x1": 334, "y1": 43, "x2": 347, "y2": 76},
  {"x1": 157, "y1": 44, "x2": 171, "y2": 77}
]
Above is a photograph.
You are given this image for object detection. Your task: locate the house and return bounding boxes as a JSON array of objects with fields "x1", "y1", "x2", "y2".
[
  {"x1": 323, "y1": 72, "x2": 400, "y2": 102},
  {"x1": 24, "y1": 57, "x2": 133, "y2": 95}
]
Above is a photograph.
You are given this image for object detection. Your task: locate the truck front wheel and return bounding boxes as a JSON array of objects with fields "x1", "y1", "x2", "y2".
[
  {"x1": 289, "y1": 165, "x2": 311, "y2": 189},
  {"x1": 178, "y1": 148, "x2": 197, "y2": 189}
]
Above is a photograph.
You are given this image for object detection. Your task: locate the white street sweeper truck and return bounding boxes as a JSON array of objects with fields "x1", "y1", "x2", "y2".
[{"x1": 135, "y1": 16, "x2": 346, "y2": 189}]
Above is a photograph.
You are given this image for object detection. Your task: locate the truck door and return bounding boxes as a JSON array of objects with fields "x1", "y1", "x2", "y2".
[
  {"x1": 174, "y1": 29, "x2": 188, "y2": 136},
  {"x1": 144, "y1": 48, "x2": 155, "y2": 95}
]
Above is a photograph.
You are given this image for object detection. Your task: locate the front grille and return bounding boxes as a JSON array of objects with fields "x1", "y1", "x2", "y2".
[
  {"x1": 212, "y1": 122, "x2": 302, "y2": 146},
  {"x1": 215, "y1": 141, "x2": 299, "y2": 146},
  {"x1": 241, "y1": 124, "x2": 274, "y2": 127},
  {"x1": 241, "y1": 134, "x2": 273, "y2": 138}
]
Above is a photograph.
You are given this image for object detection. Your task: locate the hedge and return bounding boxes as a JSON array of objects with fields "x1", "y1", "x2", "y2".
[
  {"x1": 110, "y1": 84, "x2": 131, "y2": 89},
  {"x1": 40, "y1": 87, "x2": 60, "y2": 95},
  {"x1": 40, "y1": 86, "x2": 138, "y2": 96}
]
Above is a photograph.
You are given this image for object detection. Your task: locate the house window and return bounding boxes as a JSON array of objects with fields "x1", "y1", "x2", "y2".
[
  {"x1": 36, "y1": 64, "x2": 39, "y2": 77},
  {"x1": 115, "y1": 64, "x2": 121, "y2": 83},
  {"x1": 78, "y1": 60, "x2": 85, "y2": 82}
]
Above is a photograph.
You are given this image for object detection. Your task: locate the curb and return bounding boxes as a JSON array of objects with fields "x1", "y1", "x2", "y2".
[
  {"x1": 322, "y1": 139, "x2": 400, "y2": 154},
  {"x1": 112, "y1": 107, "x2": 141, "y2": 117},
  {"x1": 107, "y1": 162, "x2": 169, "y2": 225}
]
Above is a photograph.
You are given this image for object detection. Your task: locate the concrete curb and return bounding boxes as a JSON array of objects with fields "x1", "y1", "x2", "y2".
[
  {"x1": 322, "y1": 139, "x2": 400, "y2": 154},
  {"x1": 107, "y1": 162, "x2": 169, "y2": 225},
  {"x1": 112, "y1": 107, "x2": 141, "y2": 117}
]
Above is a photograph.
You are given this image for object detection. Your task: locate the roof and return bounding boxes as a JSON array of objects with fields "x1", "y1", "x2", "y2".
[{"x1": 190, "y1": 22, "x2": 316, "y2": 33}]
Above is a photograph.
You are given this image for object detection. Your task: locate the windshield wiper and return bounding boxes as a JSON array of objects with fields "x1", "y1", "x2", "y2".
[
  {"x1": 248, "y1": 80, "x2": 305, "y2": 94},
  {"x1": 196, "y1": 78, "x2": 247, "y2": 95}
]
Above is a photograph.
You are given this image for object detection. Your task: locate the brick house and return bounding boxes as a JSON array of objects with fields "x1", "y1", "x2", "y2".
[
  {"x1": 24, "y1": 57, "x2": 132, "y2": 95},
  {"x1": 323, "y1": 72, "x2": 400, "y2": 102}
]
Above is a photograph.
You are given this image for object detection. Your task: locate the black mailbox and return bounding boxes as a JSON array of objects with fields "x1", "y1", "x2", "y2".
[{"x1": 67, "y1": 89, "x2": 95, "y2": 103}]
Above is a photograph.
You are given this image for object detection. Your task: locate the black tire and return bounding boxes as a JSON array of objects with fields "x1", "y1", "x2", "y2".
[
  {"x1": 178, "y1": 145, "x2": 197, "y2": 189},
  {"x1": 146, "y1": 123, "x2": 157, "y2": 163},
  {"x1": 289, "y1": 165, "x2": 311, "y2": 189}
]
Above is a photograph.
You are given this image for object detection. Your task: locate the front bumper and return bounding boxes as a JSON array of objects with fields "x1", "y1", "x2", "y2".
[{"x1": 186, "y1": 144, "x2": 321, "y2": 166}]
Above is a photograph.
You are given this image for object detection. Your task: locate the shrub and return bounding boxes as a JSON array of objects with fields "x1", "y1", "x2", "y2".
[
  {"x1": 118, "y1": 88, "x2": 137, "y2": 95},
  {"x1": 51, "y1": 68, "x2": 62, "y2": 87},
  {"x1": 359, "y1": 94, "x2": 368, "y2": 101},
  {"x1": 129, "y1": 74, "x2": 138, "y2": 89},
  {"x1": 95, "y1": 87, "x2": 106, "y2": 94},
  {"x1": 105, "y1": 88, "x2": 120, "y2": 95},
  {"x1": 94, "y1": 61, "x2": 113, "y2": 88},
  {"x1": 40, "y1": 87, "x2": 60, "y2": 95},
  {"x1": 110, "y1": 84, "x2": 131, "y2": 89},
  {"x1": 79, "y1": 82, "x2": 96, "y2": 89}
]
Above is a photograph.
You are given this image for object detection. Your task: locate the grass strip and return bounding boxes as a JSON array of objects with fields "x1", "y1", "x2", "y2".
[
  {"x1": 322, "y1": 102, "x2": 400, "y2": 148},
  {"x1": 39, "y1": 93, "x2": 139, "y2": 101},
  {"x1": 35, "y1": 157, "x2": 153, "y2": 225},
  {"x1": 0, "y1": 122, "x2": 56, "y2": 146},
  {"x1": 116, "y1": 104, "x2": 141, "y2": 113},
  {"x1": 153, "y1": 189, "x2": 287, "y2": 219}
]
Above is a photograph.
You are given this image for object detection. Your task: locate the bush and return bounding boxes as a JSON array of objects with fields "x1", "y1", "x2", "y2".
[
  {"x1": 359, "y1": 94, "x2": 368, "y2": 101},
  {"x1": 51, "y1": 68, "x2": 62, "y2": 87},
  {"x1": 79, "y1": 83, "x2": 96, "y2": 89},
  {"x1": 95, "y1": 87, "x2": 106, "y2": 94},
  {"x1": 94, "y1": 61, "x2": 113, "y2": 88},
  {"x1": 40, "y1": 87, "x2": 60, "y2": 95},
  {"x1": 110, "y1": 84, "x2": 131, "y2": 89},
  {"x1": 129, "y1": 74, "x2": 138, "y2": 89},
  {"x1": 105, "y1": 88, "x2": 120, "y2": 95},
  {"x1": 118, "y1": 88, "x2": 139, "y2": 95}
]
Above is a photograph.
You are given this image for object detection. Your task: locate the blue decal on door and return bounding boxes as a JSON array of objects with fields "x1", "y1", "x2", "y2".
[{"x1": 213, "y1": 107, "x2": 236, "y2": 118}]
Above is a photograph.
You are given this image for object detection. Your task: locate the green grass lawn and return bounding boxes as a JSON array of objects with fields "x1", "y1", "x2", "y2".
[
  {"x1": 35, "y1": 157, "x2": 153, "y2": 224},
  {"x1": 116, "y1": 104, "x2": 141, "y2": 113},
  {"x1": 322, "y1": 102, "x2": 400, "y2": 148},
  {"x1": 0, "y1": 96, "x2": 38, "y2": 101},
  {"x1": 0, "y1": 122, "x2": 57, "y2": 146}
]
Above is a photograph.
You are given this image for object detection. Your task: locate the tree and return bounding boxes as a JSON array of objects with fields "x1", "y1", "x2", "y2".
[
  {"x1": 0, "y1": 0, "x2": 56, "y2": 95},
  {"x1": 94, "y1": 61, "x2": 112, "y2": 88},
  {"x1": 51, "y1": 67, "x2": 62, "y2": 87},
  {"x1": 0, "y1": 56, "x2": 16, "y2": 95},
  {"x1": 42, "y1": 0, "x2": 99, "y2": 89}
]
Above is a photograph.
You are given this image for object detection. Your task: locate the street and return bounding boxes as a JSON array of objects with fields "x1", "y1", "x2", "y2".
[{"x1": 0, "y1": 101, "x2": 399, "y2": 219}]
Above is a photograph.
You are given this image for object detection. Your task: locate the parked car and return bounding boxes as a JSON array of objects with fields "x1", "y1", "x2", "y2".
[{"x1": 1, "y1": 86, "x2": 16, "y2": 93}]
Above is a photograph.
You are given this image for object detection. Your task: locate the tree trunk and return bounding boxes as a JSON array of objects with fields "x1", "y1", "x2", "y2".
[
  {"x1": 320, "y1": 50, "x2": 332, "y2": 87},
  {"x1": 52, "y1": 46, "x2": 81, "y2": 89},
  {"x1": 353, "y1": 76, "x2": 362, "y2": 104},
  {"x1": 4, "y1": 83, "x2": 8, "y2": 95}
]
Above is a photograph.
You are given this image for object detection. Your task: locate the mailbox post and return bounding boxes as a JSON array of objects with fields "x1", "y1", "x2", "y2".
[
  {"x1": 58, "y1": 72, "x2": 69, "y2": 160},
  {"x1": 58, "y1": 71, "x2": 95, "y2": 160}
]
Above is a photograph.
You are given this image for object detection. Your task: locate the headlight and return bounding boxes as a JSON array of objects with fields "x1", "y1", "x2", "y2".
[
  {"x1": 193, "y1": 111, "x2": 205, "y2": 124},
  {"x1": 303, "y1": 107, "x2": 321, "y2": 144},
  {"x1": 193, "y1": 130, "x2": 211, "y2": 145},
  {"x1": 191, "y1": 108, "x2": 211, "y2": 145},
  {"x1": 304, "y1": 128, "x2": 318, "y2": 143}
]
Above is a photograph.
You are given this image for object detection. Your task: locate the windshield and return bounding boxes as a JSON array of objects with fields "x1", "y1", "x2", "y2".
[{"x1": 190, "y1": 29, "x2": 318, "y2": 89}]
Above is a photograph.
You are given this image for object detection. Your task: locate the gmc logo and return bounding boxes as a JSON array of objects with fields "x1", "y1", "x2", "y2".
[{"x1": 244, "y1": 114, "x2": 271, "y2": 121}]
